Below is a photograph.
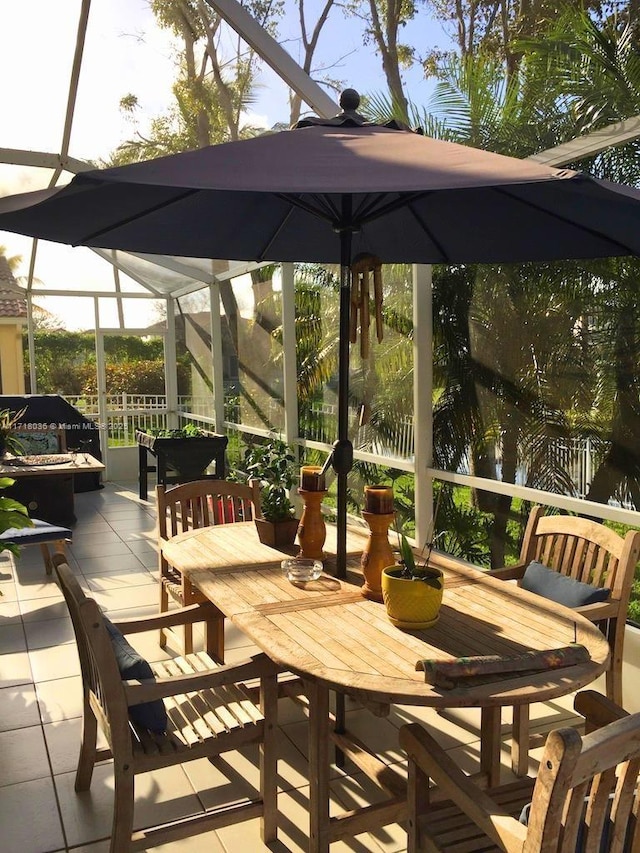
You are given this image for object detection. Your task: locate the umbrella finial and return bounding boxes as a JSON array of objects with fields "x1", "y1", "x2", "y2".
[
  {"x1": 339, "y1": 89, "x2": 361, "y2": 115},
  {"x1": 291, "y1": 88, "x2": 417, "y2": 131}
]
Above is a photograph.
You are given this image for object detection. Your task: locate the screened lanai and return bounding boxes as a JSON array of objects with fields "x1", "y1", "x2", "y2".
[
  {"x1": 6, "y1": 5, "x2": 640, "y2": 853},
  {"x1": 3, "y1": 0, "x2": 640, "y2": 590}
]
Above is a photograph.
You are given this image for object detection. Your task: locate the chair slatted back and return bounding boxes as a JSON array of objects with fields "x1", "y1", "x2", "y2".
[
  {"x1": 524, "y1": 715, "x2": 640, "y2": 853},
  {"x1": 157, "y1": 479, "x2": 263, "y2": 542},
  {"x1": 54, "y1": 559, "x2": 132, "y2": 756},
  {"x1": 156, "y1": 479, "x2": 263, "y2": 656},
  {"x1": 521, "y1": 506, "x2": 640, "y2": 601}
]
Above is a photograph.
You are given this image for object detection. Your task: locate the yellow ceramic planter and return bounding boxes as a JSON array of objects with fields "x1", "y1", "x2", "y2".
[{"x1": 381, "y1": 566, "x2": 444, "y2": 629}]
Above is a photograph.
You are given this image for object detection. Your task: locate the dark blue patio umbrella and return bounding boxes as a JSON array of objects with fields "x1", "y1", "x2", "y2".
[{"x1": 2, "y1": 90, "x2": 640, "y2": 578}]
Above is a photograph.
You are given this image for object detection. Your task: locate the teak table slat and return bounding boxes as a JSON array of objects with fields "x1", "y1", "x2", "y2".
[{"x1": 160, "y1": 521, "x2": 610, "y2": 853}]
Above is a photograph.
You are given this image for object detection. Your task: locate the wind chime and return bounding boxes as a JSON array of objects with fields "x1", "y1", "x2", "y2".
[{"x1": 349, "y1": 253, "x2": 384, "y2": 359}]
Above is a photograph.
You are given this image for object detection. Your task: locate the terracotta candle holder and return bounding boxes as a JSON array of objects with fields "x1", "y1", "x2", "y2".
[
  {"x1": 297, "y1": 488, "x2": 328, "y2": 560},
  {"x1": 361, "y1": 511, "x2": 396, "y2": 601},
  {"x1": 364, "y1": 485, "x2": 394, "y2": 514}
]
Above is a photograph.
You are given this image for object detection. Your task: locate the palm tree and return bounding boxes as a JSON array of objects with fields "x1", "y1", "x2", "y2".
[
  {"x1": 369, "y1": 52, "x2": 595, "y2": 564},
  {"x1": 520, "y1": 9, "x2": 640, "y2": 510},
  {"x1": 0, "y1": 245, "x2": 22, "y2": 271}
]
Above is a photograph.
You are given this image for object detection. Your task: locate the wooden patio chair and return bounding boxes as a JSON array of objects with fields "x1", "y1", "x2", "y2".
[
  {"x1": 156, "y1": 478, "x2": 263, "y2": 660},
  {"x1": 53, "y1": 554, "x2": 279, "y2": 853},
  {"x1": 400, "y1": 689, "x2": 639, "y2": 853},
  {"x1": 491, "y1": 505, "x2": 640, "y2": 775}
]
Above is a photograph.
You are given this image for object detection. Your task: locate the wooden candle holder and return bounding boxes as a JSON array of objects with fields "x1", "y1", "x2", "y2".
[
  {"x1": 297, "y1": 488, "x2": 328, "y2": 560},
  {"x1": 361, "y1": 511, "x2": 396, "y2": 602}
]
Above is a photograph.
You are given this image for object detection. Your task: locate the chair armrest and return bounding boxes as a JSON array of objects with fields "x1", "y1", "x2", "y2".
[
  {"x1": 110, "y1": 601, "x2": 223, "y2": 634},
  {"x1": 574, "y1": 689, "x2": 629, "y2": 733},
  {"x1": 124, "y1": 653, "x2": 280, "y2": 704},
  {"x1": 400, "y1": 724, "x2": 527, "y2": 852},
  {"x1": 489, "y1": 563, "x2": 527, "y2": 582},
  {"x1": 574, "y1": 600, "x2": 619, "y2": 620}
]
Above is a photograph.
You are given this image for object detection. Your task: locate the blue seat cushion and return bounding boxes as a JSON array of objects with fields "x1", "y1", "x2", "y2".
[
  {"x1": 104, "y1": 617, "x2": 167, "y2": 733},
  {"x1": 521, "y1": 560, "x2": 610, "y2": 608},
  {"x1": 0, "y1": 518, "x2": 72, "y2": 544}
]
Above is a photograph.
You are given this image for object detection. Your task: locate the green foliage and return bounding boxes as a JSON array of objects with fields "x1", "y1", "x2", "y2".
[
  {"x1": 0, "y1": 477, "x2": 33, "y2": 558},
  {"x1": 396, "y1": 534, "x2": 443, "y2": 589},
  {"x1": 144, "y1": 425, "x2": 205, "y2": 438},
  {"x1": 629, "y1": 578, "x2": 640, "y2": 624},
  {"x1": 80, "y1": 361, "x2": 173, "y2": 396},
  {"x1": 0, "y1": 408, "x2": 27, "y2": 455},
  {"x1": 243, "y1": 436, "x2": 296, "y2": 522},
  {"x1": 103, "y1": 0, "x2": 283, "y2": 165},
  {"x1": 23, "y1": 330, "x2": 185, "y2": 397}
]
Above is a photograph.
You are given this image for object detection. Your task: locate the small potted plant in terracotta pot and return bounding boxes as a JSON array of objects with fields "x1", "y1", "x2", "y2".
[
  {"x1": 381, "y1": 534, "x2": 444, "y2": 629},
  {"x1": 244, "y1": 436, "x2": 299, "y2": 548}
]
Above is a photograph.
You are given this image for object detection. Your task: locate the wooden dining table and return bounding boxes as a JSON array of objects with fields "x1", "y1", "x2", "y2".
[{"x1": 161, "y1": 520, "x2": 610, "y2": 852}]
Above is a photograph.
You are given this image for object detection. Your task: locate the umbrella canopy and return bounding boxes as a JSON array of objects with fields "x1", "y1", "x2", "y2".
[
  {"x1": 2, "y1": 124, "x2": 640, "y2": 263},
  {"x1": 3, "y1": 89, "x2": 640, "y2": 581}
]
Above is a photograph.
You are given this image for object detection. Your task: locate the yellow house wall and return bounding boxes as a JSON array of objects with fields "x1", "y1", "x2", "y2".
[{"x1": 0, "y1": 322, "x2": 26, "y2": 394}]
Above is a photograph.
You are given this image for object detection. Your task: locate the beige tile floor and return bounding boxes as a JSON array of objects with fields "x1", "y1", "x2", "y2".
[{"x1": 0, "y1": 481, "x2": 587, "y2": 853}]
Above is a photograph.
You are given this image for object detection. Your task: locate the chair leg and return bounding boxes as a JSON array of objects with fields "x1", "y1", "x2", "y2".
[
  {"x1": 406, "y1": 754, "x2": 430, "y2": 853},
  {"x1": 42, "y1": 540, "x2": 68, "y2": 576},
  {"x1": 40, "y1": 543, "x2": 54, "y2": 576},
  {"x1": 75, "y1": 696, "x2": 99, "y2": 792},
  {"x1": 511, "y1": 705, "x2": 530, "y2": 777},
  {"x1": 606, "y1": 620, "x2": 624, "y2": 705},
  {"x1": 159, "y1": 577, "x2": 169, "y2": 649},
  {"x1": 260, "y1": 670, "x2": 279, "y2": 844},
  {"x1": 205, "y1": 612, "x2": 225, "y2": 664},
  {"x1": 109, "y1": 767, "x2": 135, "y2": 853},
  {"x1": 183, "y1": 623, "x2": 194, "y2": 655},
  {"x1": 181, "y1": 577, "x2": 195, "y2": 655}
]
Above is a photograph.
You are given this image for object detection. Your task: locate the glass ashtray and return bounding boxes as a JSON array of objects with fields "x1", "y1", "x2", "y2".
[{"x1": 281, "y1": 557, "x2": 323, "y2": 582}]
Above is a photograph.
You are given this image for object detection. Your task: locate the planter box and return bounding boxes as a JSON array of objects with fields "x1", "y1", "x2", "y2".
[{"x1": 136, "y1": 429, "x2": 228, "y2": 500}]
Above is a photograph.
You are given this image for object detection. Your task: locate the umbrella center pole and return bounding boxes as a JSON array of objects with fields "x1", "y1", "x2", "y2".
[
  {"x1": 334, "y1": 215, "x2": 354, "y2": 584},
  {"x1": 332, "y1": 214, "x2": 354, "y2": 768}
]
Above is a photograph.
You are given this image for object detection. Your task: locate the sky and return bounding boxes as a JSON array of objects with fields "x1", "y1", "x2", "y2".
[{"x1": 0, "y1": 0, "x2": 445, "y2": 329}]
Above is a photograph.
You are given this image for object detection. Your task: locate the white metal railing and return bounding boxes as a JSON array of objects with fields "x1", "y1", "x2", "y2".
[
  {"x1": 65, "y1": 393, "x2": 618, "y2": 501},
  {"x1": 301, "y1": 402, "x2": 415, "y2": 460},
  {"x1": 66, "y1": 393, "x2": 170, "y2": 443}
]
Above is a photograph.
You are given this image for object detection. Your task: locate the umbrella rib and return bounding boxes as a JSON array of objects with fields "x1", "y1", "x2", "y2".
[
  {"x1": 276, "y1": 193, "x2": 337, "y2": 224},
  {"x1": 354, "y1": 193, "x2": 400, "y2": 222},
  {"x1": 493, "y1": 184, "x2": 638, "y2": 256},
  {"x1": 407, "y1": 203, "x2": 452, "y2": 262},
  {"x1": 355, "y1": 191, "x2": 432, "y2": 226},
  {"x1": 259, "y1": 203, "x2": 297, "y2": 259},
  {"x1": 74, "y1": 187, "x2": 200, "y2": 244},
  {"x1": 309, "y1": 194, "x2": 342, "y2": 220}
]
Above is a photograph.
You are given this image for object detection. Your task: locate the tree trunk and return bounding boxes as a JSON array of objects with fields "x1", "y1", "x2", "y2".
[{"x1": 367, "y1": 0, "x2": 409, "y2": 120}]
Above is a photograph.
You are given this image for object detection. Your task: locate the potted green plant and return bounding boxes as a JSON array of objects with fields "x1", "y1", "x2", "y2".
[
  {"x1": 381, "y1": 534, "x2": 444, "y2": 629},
  {"x1": 243, "y1": 436, "x2": 299, "y2": 547},
  {"x1": 0, "y1": 477, "x2": 33, "y2": 559},
  {"x1": 0, "y1": 407, "x2": 26, "y2": 458}
]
